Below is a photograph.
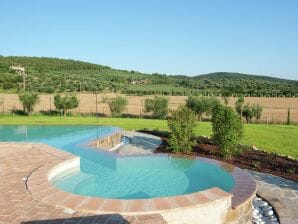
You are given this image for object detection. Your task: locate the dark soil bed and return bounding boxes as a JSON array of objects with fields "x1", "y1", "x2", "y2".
[{"x1": 140, "y1": 130, "x2": 298, "y2": 182}]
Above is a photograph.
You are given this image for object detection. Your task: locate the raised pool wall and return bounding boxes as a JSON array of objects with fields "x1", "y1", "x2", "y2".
[
  {"x1": 45, "y1": 157, "x2": 254, "y2": 224},
  {"x1": 88, "y1": 131, "x2": 122, "y2": 150}
]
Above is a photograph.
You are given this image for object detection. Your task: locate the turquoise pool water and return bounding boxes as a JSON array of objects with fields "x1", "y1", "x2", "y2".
[{"x1": 0, "y1": 125, "x2": 235, "y2": 199}]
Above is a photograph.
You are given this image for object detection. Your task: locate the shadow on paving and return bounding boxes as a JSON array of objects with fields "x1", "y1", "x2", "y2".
[
  {"x1": 22, "y1": 214, "x2": 130, "y2": 224},
  {"x1": 21, "y1": 213, "x2": 167, "y2": 224},
  {"x1": 251, "y1": 170, "x2": 298, "y2": 190}
]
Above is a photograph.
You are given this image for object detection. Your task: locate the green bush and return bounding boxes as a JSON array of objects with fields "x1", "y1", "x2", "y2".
[
  {"x1": 105, "y1": 96, "x2": 128, "y2": 117},
  {"x1": 167, "y1": 105, "x2": 197, "y2": 153},
  {"x1": 212, "y1": 104, "x2": 243, "y2": 158},
  {"x1": 54, "y1": 94, "x2": 79, "y2": 116},
  {"x1": 144, "y1": 96, "x2": 169, "y2": 119},
  {"x1": 18, "y1": 91, "x2": 39, "y2": 115}
]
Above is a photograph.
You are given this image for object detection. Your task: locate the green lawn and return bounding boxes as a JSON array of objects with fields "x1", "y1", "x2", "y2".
[{"x1": 0, "y1": 115, "x2": 297, "y2": 159}]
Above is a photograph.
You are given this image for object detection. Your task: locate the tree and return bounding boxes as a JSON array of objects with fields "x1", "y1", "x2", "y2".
[
  {"x1": 235, "y1": 96, "x2": 244, "y2": 120},
  {"x1": 167, "y1": 105, "x2": 197, "y2": 153},
  {"x1": 144, "y1": 96, "x2": 169, "y2": 119},
  {"x1": 105, "y1": 96, "x2": 128, "y2": 117},
  {"x1": 212, "y1": 104, "x2": 243, "y2": 158},
  {"x1": 242, "y1": 104, "x2": 254, "y2": 123},
  {"x1": 186, "y1": 96, "x2": 220, "y2": 121},
  {"x1": 252, "y1": 103, "x2": 263, "y2": 122},
  {"x1": 221, "y1": 88, "x2": 233, "y2": 105},
  {"x1": 54, "y1": 94, "x2": 79, "y2": 116},
  {"x1": 287, "y1": 108, "x2": 291, "y2": 125},
  {"x1": 241, "y1": 103, "x2": 263, "y2": 123},
  {"x1": 18, "y1": 92, "x2": 39, "y2": 115}
]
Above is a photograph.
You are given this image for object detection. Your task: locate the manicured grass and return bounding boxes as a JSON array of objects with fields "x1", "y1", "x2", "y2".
[{"x1": 0, "y1": 115, "x2": 297, "y2": 159}]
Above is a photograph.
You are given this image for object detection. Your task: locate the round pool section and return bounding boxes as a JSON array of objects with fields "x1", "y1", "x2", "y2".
[{"x1": 50, "y1": 156, "x2": 235, "y2": 199}]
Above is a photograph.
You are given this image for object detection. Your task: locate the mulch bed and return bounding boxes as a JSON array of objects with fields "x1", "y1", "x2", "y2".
[{"x1": 140, "y1": 130, "x2": 298, "y2": 182}]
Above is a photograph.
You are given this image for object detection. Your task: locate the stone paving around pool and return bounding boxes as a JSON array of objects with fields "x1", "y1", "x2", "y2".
[{"x1": 249, "y1": 171, "x2": 298, "y2": 224}]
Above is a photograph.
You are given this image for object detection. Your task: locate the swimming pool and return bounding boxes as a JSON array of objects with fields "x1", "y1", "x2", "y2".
[{"x1": 0, "y1": 125, "x2": 235, "y2": 199}]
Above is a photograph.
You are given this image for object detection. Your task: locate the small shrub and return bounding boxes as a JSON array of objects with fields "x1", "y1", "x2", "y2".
[
  {"x1": 212, "y1": 104, "x2": 243, "y2": 158},
  {"x1": 18, "y1": 91, "x2": 39, "y2": 115},
  {"x1": 252, "y1": 161, "x2": 260, "y2": 168},
  {"x1": 144, "y1": 96, "x2": 169, "y2": 119},
  {"x1": 54, "y1": 94, "x2": 79, "y2": 116},
  {"x1": 167, "y1": 105, "x2": 197, "y2": 153}
]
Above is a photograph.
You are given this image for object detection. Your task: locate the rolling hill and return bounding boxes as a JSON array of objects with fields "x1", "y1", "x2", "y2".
[{"x1": 0, "y1": 56, "x2": 297, "y2": 96}]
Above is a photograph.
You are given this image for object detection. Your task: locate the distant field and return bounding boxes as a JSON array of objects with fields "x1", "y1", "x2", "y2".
[
  {"x1": 0, "y1": 115, "x2": 297, "y2": 159},
  {"x1": 0, "y1": 93, "x2": 297, "y2": 124}
]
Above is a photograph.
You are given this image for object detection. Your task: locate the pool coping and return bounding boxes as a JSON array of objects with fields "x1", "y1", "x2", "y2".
[{"x1": 26, "y1": 144, "x2": 256, "y2": 215}]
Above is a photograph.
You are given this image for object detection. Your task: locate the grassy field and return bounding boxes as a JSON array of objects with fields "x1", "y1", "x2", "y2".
[{"x1": 0, "y1": 115, "x2": 297, "y2": 159}]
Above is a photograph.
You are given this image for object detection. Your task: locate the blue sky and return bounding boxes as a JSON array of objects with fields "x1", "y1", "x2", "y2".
[{"x1": 0, "y1": 0, "x2": 298, "y2": 80}]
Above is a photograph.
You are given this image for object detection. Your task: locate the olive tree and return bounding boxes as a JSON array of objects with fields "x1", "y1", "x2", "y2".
[
  {"x1": 252, "y1": 103, "x2": 263, "y2": 122},
  {"x1": 242, "y1": 103, "x2": 263, "y2": 123},
  {"x1": 186, "y1": 96, "x2": 220, "y2": 121},
  {"x1": 167, "y1": 105, "x2": 197, "y2": 153},
  {"x1": 54, "y1": 94, "x2": 79, "y2": 116},
  {"x1": 212, "y1": 104, "x2": 243, "y2": 158},
  {"x1": 235, "y1": 96, "x2": 244, "y2": 118},
  {"x1": 144, "y1": 96, "x2": 169, "y2": 119},
  {"x1": 18, "y1": 92, "x2": 39, "y2": 115},
  {"x1": 105, "y1": 96, "x2": 128, "y2": 117}
]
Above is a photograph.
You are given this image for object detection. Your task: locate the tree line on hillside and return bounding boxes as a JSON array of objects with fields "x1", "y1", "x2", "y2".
[{"x1": 0, "y1": 56, "x2": 297, "y2": 97}]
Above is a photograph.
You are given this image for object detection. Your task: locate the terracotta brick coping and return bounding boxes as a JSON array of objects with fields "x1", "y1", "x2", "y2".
[{"x1": 26, "y1": 149, "x2": 256, "y2": 215}]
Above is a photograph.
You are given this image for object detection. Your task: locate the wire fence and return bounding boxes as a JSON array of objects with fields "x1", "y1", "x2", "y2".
[{"x1": 0, "y1": 94, "x2": 297, "y2": 124}]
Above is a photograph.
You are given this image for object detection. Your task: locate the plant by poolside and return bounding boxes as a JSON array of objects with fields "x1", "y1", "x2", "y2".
[
  {"x1": 212, "y1": 104, "x2": 243, "y2": 158},
  {"x1": 167, "y1": 105, "x2": 197, "y2": 153}
]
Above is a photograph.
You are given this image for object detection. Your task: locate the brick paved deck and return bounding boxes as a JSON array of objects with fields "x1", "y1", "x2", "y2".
[
  {"x1": 0, "y1": 139, "x2": 256, "y2": 224},
  {"x1": 0, "y1": 143, "x2": 166, "y2": 224}
]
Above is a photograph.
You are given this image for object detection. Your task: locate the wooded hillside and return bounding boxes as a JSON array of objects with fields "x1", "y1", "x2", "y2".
[{"x1": 0, "y1": 56, "x2": 297, "y2": 96}]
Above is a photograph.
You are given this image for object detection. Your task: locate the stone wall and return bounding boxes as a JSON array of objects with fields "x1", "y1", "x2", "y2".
[
  {"x1": 89, "y1": 131, "x2": 122, "y2": 150},
  {"x1": 162, "y1": 197, "x2": 232, "y2": 224},
  {"x1": 225, "y1": 197, "x2": 253, "y2": 224}
]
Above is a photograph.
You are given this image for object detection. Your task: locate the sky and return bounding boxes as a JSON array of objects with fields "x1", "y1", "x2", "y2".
[{"x1": 0, "y1": 0, "x2": 298, "y2": 80}]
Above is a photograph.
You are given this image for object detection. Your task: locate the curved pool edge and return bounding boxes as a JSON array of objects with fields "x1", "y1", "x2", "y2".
[
  {"x1": 28, "y1": 158, "x2": 233, "y2": 215},
  {"x1": 22, "y1": 130, "x2": 256, "y2": 224},
  {"x1": 27, "y1": 153, "x2": 256, "y2": 214}
]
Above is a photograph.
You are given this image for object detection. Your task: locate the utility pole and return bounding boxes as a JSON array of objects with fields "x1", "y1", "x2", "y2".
[
  {"x1": 22, "y1": 69, "x2": 26, "y2": 92},
  {"x1": 50, "y1": 97, "x2": 52, "y2": 111}
]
